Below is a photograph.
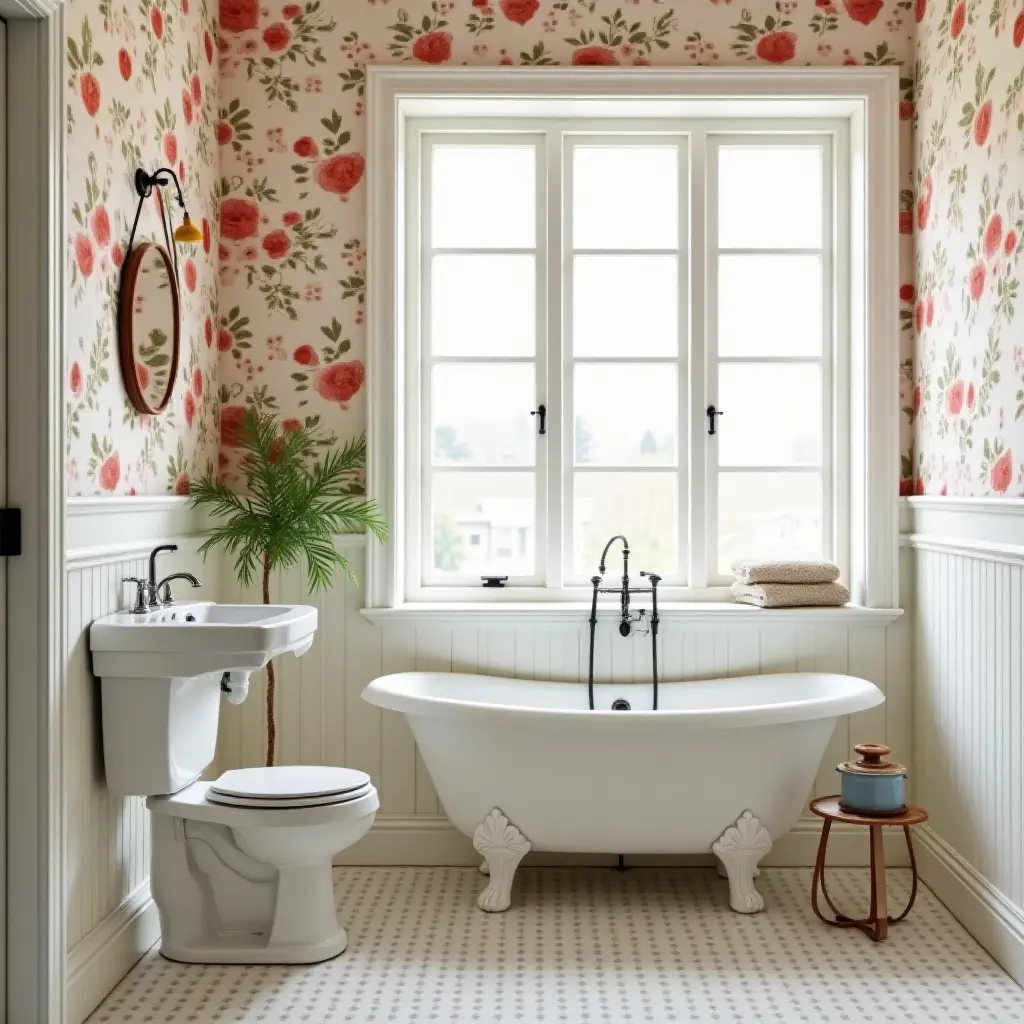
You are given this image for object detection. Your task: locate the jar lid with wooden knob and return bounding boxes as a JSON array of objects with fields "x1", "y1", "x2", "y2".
[{"x1": 837, "y1": 743, "x2": 906, "y2": 777}]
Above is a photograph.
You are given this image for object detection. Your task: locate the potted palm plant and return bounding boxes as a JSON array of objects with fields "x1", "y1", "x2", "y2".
[{"x1": 189, "y1": 409, "x2": 387, "y2": 766}]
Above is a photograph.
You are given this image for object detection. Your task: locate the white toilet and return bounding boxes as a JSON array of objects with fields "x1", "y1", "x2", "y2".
[{"x1": 94, "y1": 603, "x2": 378, "y2": 965}]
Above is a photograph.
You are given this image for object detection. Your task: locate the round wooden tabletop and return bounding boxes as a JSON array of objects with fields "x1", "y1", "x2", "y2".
[{"x1": 810, "y1": 795, "x2": 928, "y2": 827}]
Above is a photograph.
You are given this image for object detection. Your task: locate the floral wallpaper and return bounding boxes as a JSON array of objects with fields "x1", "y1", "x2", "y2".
[
  {"x1": 912, "y1": 0, "x2": 1024, "y2": 495},
  {"x1": 213, "y1": 0, "x2": 916, "y2": 489},
  {"x1": 65, "y1": 0, "x2": 219, "y2": 495}
]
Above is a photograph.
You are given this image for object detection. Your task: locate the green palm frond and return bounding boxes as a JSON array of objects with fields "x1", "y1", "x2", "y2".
[{"x1": 189, "y1": 409, "x2": 388, "y2": 593}]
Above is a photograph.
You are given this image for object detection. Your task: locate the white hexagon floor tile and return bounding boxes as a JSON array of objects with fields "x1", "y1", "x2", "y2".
[{"x1": 88, "y1": 867, "x2": 1024, "y2": 1023}]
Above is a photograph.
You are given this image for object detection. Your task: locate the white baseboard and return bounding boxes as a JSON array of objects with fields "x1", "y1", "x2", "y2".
[
  {"x1": 334, "y1": 814, "x2": 910, "y2": 868},
  {"x1": 916, "y1": 826, "x2": 1024, "y2": 987},
  {"x1": 66, "y1": 883, "x2": 160, "y2": 1024}
]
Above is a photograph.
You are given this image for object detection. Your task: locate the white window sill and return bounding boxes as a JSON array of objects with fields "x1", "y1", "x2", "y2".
[{"x1": 361, "y1": 602, "x2": 904, "y2": 626}]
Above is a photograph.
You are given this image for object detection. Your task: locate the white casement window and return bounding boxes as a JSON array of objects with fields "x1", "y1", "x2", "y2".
[{"x1": 367, "y1": 71, "x2": 900, "y2": 611}]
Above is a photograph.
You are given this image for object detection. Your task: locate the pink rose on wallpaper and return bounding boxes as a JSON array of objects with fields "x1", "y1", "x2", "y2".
[
  {"x1": 572, "y1": 45, "x2": 619, "y2": 65},
  {"x1": 501, "y1": 0, "x2": 539, "y2": 25},
  {"x1": 136, "y1": 363, "x2": 150, "y2": 390},
  {"x1": 118, "y1": 48, "x2": 132, "y2": 81},
  {"x1": 1015, "y1": 12, "x2": 1024, "y2": 47},
  {"x1": 282, "y1": 3, "x2": 301, "y2": 17},
  {"x1": 263, "y1": 23, "x2": 291, "y2": 51},
  {"x1": 843, "y1": 0, "x2": 883, "y2": 25},
  {"x1": 315, "y1": 153, "x2": 364, "y2": 197},
  {"x1": 184, "y1": 258, "x2": 197, "y2": 292},
  {"x1": 150, "y1": 6, "x2": 164, "y2": 39},
  {"x1": 218, "y1": 329, "x2": 234, "y2": 352},
  {"x1": 899, "y1": 210, "x2": 912, "y2": 235},
  {"x1": 112, "y1": 243, "x2": 124, "y2": 268},
  {"x1": 204, "y1": 316, "x2": 213, "y2": 347},
  {"x1": 70, "y1": 362, "x2": 82, "y2": 396},
  {"x1": 174, "y1": 473, "x2": 191, "y2": 496},
  {"x1": 91, "y1": 205, "x2": 110, "y2": 247},
  {"x1": 967, "y1": 382, "x2": 975, "y2": 410},
  {"x1": 182, "y1": 90, "x2": 194, "y2": 125},
  {"x1": 262, "y1": 230, "x2": 291, "y2": 259},
  {"x1": 191, "y1": 74, "x2": 202, "y2": 106},
  {"x1": 915, "y1": 0, "x2": 926, "y2": 21},
  {"x1": 204, "y1": 30, "x2": 214, "y2": 63},
  {"x1": 221, "y1": 0, "x2": 259, "y2": 32},
  {"x1": 983, "y1": 214, "x2": 1003, "y2": 259},
  {"x1": 220, "y1": 405, "x2": 247, "y2": 446},
  {"x1": 412, "y1": 31, "x2": 453, "y2": 63},
  {"x1": 221, "y1": 198, "x2": 260, "y2": 240},
  {"x1": 974, "y1": 101, "x2": 992, "y2": 146},
  {"x1": 293, "y1": 344, "x2": 319, "y2": 365},
  {"x1": 946, "y1": 379, "x2": 964, "y2": 416},
  {"x1": 164, "y1": 132, "x2": 178, "y2": 165},
  {"x1": 1006, "y1": 230, "x2": 1019, "y2": 256},
  {"x1": 926, "y1": 295, "x2": 934, "y2": 326},
  {"x1": 950, "y1": 1, "x2": 965, "y2": 38},
  {"x1": 915, "y1": 478, "x2": 925, "y2": 495},
  {"x1": 293, "y1": 136, "x2": 318, "y2": 158},
  {"x1": 184, "y1": 390, "x2": 196, "y2": 428},
  {"x1": 282, "y1": 418, "x2": 302, "y2": 432},
  {"x1": 202, "y1": 217, "x2": 212, "y2": 254},
  {"x1": 193, "y1": 367, "x2": 203, "y2": 397},
  {"x1": 969, "y1": 262, "x2": 986, "y2": 301},
  {"x1": 98, "y1": 454, "x2": 120, "y2": 492},
  {"x1": 80, "y1": 72, "x2": 100, "y2": 118},
  {"x1": 900, "y1": 283, "x2": 916, "y2": 302},
  {"x1": 916, "y1": 175, "x2": 932, "y2": 231},
  {"x1": 315, "y1": 361, "x2": 365, "y2": 405},
  {"x1": 282, "y1": 211, "x2": 302, "y2": 226},
  {"x1": 74, "y1": 233, "x2": 94, "y2": 277},
  {"x1": 216, "y1": 121, "x2": 233, "y2": 145},
  {"x1": 914, "y1": 300, "x2": 925, "y2": 334},
  {"x1": 991, "y1": 450, "x2": 1013, "y2": 492},
  {"x1": 755, "y1": 32, "x2": 797, "y2": 63},
  {"x1": 899, "y1": 477, "x2": 912, "y2": 497}
]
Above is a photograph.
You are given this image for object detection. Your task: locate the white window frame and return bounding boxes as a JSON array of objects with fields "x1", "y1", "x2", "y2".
[{"x1": 366, "y1": 67, "x2": 900, "y2": 615}]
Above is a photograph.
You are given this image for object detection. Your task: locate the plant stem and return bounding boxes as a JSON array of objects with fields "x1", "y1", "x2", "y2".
[{"x1": 263, "y1": 549, "x2": 276, "y2": 768}]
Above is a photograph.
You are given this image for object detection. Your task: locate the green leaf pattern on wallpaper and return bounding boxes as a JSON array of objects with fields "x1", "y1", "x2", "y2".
[
  {"x1": 913, "y1": 0, "x2": 1024, "y2": 494},
  {"x1": 65, "y1": 0, "x2": 219, "y2": 495},
  {"x1": 213, "y1": 0, "x2": 919, "y2": 493}
]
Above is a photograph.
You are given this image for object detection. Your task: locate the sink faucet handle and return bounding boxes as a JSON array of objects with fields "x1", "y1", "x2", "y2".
[{"x1": 122, "y1": 577, "x2": 150, "y2": 615}]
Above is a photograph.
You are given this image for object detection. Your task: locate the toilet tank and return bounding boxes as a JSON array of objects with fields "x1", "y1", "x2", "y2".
[{"x1": 100, "y1": 672, "x2": 222, "y2": 797}]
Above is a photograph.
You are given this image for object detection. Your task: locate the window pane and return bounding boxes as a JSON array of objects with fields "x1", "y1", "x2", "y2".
[
  {"x1": 573, "y1": 147, "x2": 678, "y2": 250},
  {"x1": 432, "y1": 146, "x2": 535, "y2": 248},
  {"x1": 432, "y1": 472, "x2": 535, "y2": 577},
  {"x1": 718, "y1": 146, "x2": 822, "y2": 249},
  {"x1": 575, "y1": 365, "x2": 677, "y2": 466},
  {"x1": 573, "y1": 473, "x2": 678, "y2": 577},
  {"x1": 718, "y1": 364, "x2": 821, "y2": 467},
  {"x1": 573, "y1": 256, "x2": 678, "y2": 357},
  {"x1": 718, "y1": 255, "x2": 821, "y2": 357},
  {"x1": 718, "y1": 472, "x2": 821, "y2": 575},
  {"x1": 432, "y1": 255, "x2": 535, "y2": 357},
  {"x1": 432, "y1": 364, "x2": 535, "y2": 467}
]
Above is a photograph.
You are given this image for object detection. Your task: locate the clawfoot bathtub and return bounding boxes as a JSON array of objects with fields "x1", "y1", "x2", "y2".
[{"x1": 363, "y1": 672, "x2": 883, "y2": 913}]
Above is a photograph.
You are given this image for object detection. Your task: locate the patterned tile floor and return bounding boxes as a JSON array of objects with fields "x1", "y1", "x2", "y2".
[{"x1": 89, "y1": 867, "x2": 1024, "y2": 1023}]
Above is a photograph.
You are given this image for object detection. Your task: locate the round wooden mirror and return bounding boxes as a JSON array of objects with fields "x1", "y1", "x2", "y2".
[{"x1": 118, "y1": 242, "x2": 181, "y2": 414}]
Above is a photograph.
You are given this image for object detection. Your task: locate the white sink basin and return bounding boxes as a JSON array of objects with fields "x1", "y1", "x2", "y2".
[{"x1": 90, "y1": 602, "x2": 318, "y2": 678}]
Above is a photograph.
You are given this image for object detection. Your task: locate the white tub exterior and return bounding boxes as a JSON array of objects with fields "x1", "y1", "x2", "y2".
[{"x1": 362, "y1": 671, "x2": 884, "y2": 855}]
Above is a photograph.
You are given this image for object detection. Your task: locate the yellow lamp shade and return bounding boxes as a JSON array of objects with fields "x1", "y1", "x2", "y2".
[{"x1": 173, "y1": 214, "x2": 204, "y2": 245}]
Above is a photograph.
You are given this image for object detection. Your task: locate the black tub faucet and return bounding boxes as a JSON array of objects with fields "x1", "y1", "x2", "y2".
[{"x1": 598, "y1": 535, "x2": 631, "y2": 636}]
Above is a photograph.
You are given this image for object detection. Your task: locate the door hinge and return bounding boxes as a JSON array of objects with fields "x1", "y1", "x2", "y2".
[{"x1": 0, "y1": 509, "x2": 22, "y2": 556}]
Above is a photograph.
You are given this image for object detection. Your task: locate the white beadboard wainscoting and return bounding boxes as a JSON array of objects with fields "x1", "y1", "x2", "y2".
[
  {"x1": 906, "y1": 496, "x2": 1024, "y2": 987},
  {"x1": 217, "y1": 541, "x2": 912, "y2": 870},
  {"x1": 64, "y1": 498, "x2": 217, "y2": 1024}
]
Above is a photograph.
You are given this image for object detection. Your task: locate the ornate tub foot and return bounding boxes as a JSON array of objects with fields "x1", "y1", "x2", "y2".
[
  {"x1": 473, "y1": 808, "x2": 531, "y2": 912},
  {"x1": 712, "y1": 810, "x2": 772, "y2": 914}
]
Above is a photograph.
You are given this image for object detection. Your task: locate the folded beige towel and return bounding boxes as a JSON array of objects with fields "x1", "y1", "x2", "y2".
[
  {"x1": 730, "y1": 580, "x2": 850, "y2": 609},
  {"x1": 732, "y1": 559, "x2": 841, "y2": 586}
]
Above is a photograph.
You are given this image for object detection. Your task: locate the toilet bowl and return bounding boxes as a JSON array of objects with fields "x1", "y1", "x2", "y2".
[{"x1": 148, "y1": 765, "x2": 378, "y2": 964}]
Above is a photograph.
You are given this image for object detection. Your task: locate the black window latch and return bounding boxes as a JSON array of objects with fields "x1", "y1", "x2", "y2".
[
  {"x1": 531, "y1": 404, "x2": 546, "y2": 435},
  {"x1": 707, "y1": 405, "x2": 724, "y2": 436}
]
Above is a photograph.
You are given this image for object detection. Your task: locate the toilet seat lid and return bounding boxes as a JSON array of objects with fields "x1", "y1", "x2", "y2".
[{"x1": 209, "y1": 766, "x2": 371, "y2": 808}]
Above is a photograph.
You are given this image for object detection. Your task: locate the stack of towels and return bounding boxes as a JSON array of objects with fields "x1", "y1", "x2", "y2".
[{"x1": 730, "y1": 560, "x2": 850, "y2": 609}]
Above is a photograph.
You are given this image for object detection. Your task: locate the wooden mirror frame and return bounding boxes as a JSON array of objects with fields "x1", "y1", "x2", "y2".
[{"x1": 117, "y1": 241, "x2": 181, "y2": 415}]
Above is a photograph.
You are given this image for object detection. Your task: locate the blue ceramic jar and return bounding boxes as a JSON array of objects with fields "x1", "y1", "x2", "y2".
[{"x1": 836, "y1": 743, "x2": 906, "y2": 815}]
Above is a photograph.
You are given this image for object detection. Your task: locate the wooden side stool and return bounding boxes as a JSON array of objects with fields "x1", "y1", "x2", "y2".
[{"x1": 809, "y1": 796, "x2": 928, "y2": 942}]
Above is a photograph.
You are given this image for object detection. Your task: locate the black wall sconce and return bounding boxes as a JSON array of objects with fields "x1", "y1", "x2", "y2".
[{"x1": 124, "y1": 166, "x2": 203, "y2": 284}]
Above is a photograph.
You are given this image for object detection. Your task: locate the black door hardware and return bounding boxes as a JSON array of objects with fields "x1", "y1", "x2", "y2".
[
  {"x1": 531, "y1": 404, "x2": 546, "y2": 435},
  {"x1": 707, "y1": 405, "x2": 724, "y2": 436},
  {"x1": 0, "y1": 509, "x2": 21, "y2": 556}
]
